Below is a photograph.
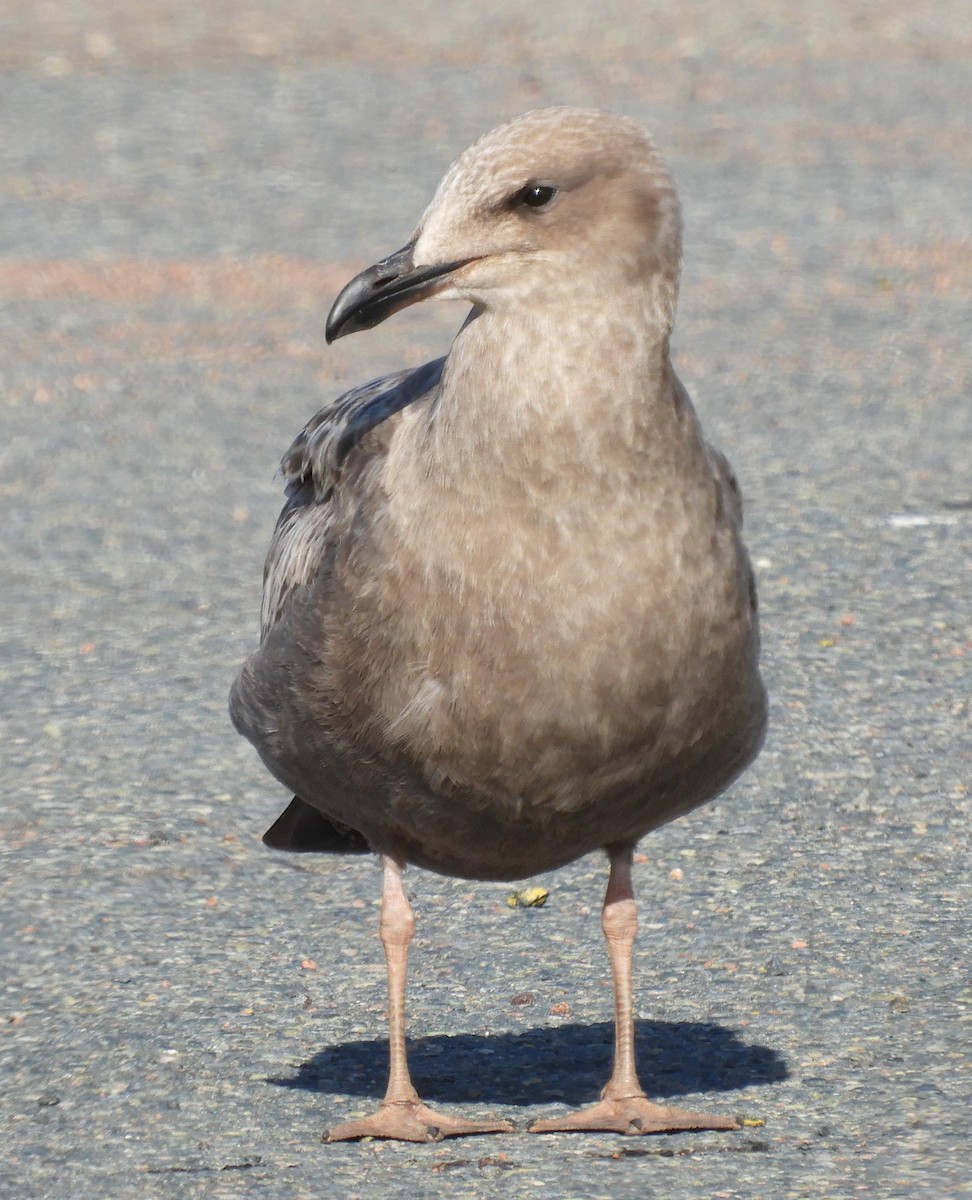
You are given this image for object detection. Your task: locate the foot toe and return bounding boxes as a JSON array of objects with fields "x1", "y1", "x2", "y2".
[
  {"x1": 325, "y1": 1100, "x2": 514, "y2": 1143},
  {"x1": 530, "y1": 1096, "x2": 738, "y2": 1136}
]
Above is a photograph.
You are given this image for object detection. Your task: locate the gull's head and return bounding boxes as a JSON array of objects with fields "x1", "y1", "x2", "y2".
[{"x1": 326, "y1": 107, "x2": 682, "y2": 342}]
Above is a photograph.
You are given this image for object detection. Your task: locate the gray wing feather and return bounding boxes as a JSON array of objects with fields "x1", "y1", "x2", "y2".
[
  {"x1": 259, "y1": 478, "x2": 331, "y2": 637},
  {"x1": 707, "y1": 445, "x2": 744, "y2": 528},
  {"x1": 259, "y1": 358, "x2": 445, "y2": 639}
]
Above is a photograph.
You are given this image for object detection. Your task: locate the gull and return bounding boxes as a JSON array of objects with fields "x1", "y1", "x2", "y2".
[{"x1": 230, "y1": 107, "x2": 767, "y2": 1142}]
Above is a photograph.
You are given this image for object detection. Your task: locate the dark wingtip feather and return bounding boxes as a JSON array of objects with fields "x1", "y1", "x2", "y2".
[{"x1": 263, "y1": 796, "x2": 371, "y2": 854}]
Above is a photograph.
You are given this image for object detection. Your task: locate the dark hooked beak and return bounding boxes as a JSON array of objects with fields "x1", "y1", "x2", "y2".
[{"x1": 325, "y1": 242, "x2": 477, "y2": 343}]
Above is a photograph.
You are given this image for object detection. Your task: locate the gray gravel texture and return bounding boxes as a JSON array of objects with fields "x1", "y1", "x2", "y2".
[{"x1": 1, "y1": 3, "x2": 969, "y2": 1198}]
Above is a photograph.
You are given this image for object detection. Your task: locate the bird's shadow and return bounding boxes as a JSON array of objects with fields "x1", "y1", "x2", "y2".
[{"x1": 269, "y1": 1020, "x2": 787, "y2": 1107}]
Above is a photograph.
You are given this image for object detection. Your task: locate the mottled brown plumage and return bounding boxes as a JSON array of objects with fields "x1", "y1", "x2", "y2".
[{"x1": 231, "y1": 107, "x2": 766, "y2": 1142}]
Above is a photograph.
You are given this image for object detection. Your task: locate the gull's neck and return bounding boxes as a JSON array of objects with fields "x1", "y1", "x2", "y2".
[
  {"x1": 391, "y1": 294, "x2": 703, "y2": 504},
  {"x1": 380, "y1": 293, "x2": 716, "y2": 597}
]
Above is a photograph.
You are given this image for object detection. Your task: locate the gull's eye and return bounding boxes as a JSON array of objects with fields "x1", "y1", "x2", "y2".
[{"x1": 515, "y1": 183, "x2": 558, "y2": 210}]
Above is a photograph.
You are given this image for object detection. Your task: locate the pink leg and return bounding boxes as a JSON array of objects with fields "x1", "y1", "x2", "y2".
[
  {"x1": 531, "y1": 846, "x2": 739, "y2": 1135},
  {"x1": 325, "y1": 856, "x2": 514, "y2": 1142}
]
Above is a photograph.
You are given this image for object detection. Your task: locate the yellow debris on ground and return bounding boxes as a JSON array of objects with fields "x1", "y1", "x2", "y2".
[{"x1": 506, "y1": 887, "x2": 550, "y2": 908}]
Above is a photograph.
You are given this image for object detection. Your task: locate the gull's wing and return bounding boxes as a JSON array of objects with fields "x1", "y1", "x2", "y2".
[{"x1": 258, "y1": 357, "x2": 445, "y2": 639}]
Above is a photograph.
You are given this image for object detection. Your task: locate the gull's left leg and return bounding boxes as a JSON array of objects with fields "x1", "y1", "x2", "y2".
[{"x1": 530, "y1": 845, "x2": 739, "y2": 1135}]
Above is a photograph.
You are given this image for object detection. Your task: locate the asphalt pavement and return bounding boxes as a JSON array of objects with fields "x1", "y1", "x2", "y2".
[{"x1": 1, "y1": 4, "x2": 969, "y2": 1198}]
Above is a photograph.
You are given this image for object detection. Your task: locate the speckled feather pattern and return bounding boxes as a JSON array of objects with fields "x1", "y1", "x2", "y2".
[{"x1": 230, "y1": 107, "x2": 767, "y2": 881}]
